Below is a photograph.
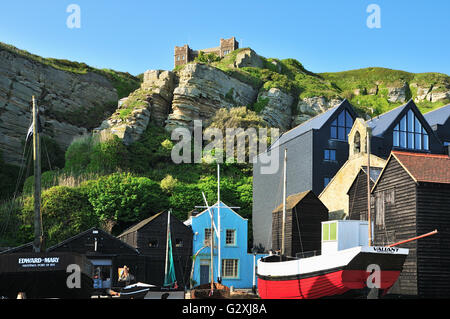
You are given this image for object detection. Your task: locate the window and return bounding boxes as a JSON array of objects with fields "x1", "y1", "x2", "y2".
[
  {"x1": 175, "y1": 238, "x2": 183, "y2": 247},
  {"x1": 322, "y1": 222, "x2": 337, "y2": 241},
  {"x1": 225, "y1": 229, "x2": 236, "y2": 246},
  {"x1": 393, "y1": 110, "x2": 429, "y2": 150},
  {"x1": 148, "y1": 239, "x2": 158, "y2": 247},
  {"x1": 324, "y1": 149, "x2": 336, "y2": 161},
  {"x1": 330, "y1": 109, "x2": 354, "y2": 141},
  {"x1": 324, "y1": 177, "x2": 331, "y2": 188},
  {"x1": 176, "y1": 56, "x2": 180, "y2": 61},
  {"x1": 222, "y1": 259, "x2": 239, "y2": 278},
  {"x1": 354, "y1": 131, "x2": 361, "y2": 154},
  {"x1": 204, "y1": 228, "x2": 212, "y2": 245},
  {"x1": 181, "y1": 55, "x2": 185, "y2": 60}
]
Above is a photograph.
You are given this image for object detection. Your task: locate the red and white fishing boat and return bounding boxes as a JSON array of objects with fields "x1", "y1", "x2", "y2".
[
  {"x1": 257, "y1": 244, "x2": 408, "y2": 299},
  {"x1": 256, "y1": 143, "x2": 414, "y2": 299}
]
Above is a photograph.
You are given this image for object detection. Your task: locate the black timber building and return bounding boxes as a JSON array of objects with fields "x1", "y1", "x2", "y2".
[
  {"x1": 347, "y1": 166, "x2": 383, "y2": 221},
  {"x1": 272, "y1": 190, "x2": 328, "y2": 257},
  {"x1": 253, "y1": 99, "x2": 357, "y2": 250},
  {"x1": 118, "y1": 210, "x2": 193, "y2": 288},
  {"x1": 46, "y1": 227, "x2": 141, "y2": 293},
  {"x1": 354, "y1": 151, "x2": 450, "y2": 297}
]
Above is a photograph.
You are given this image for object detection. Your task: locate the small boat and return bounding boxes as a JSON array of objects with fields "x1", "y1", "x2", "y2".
[{"x1": 119, "y1": 282, "x2": 156, "y2": 299}]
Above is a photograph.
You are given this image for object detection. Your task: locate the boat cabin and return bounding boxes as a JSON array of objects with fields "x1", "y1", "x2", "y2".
[{"x1": 321, "y1": 220, "x2": 371, "y2": 255}]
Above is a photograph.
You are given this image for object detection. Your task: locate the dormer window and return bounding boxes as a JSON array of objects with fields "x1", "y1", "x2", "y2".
[
  {"x1": 331, "y1": 109, "x2": 354, "y2": 141},
  {"x1": 393, "y1": 110, "x2": 429, "y2": 151}
]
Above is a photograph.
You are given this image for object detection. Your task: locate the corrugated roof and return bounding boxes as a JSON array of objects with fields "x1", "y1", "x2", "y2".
[
  {"x1": 392, "y1": 151, "x2": 450, "y2": 184},
  {"x1": 272, "y1": 190, "x2": 311, "y2": 212},
  {"x1": 270, "y1": 99, "x2": 351, "y2": 148},
  {"x1": 366, "y1": 100, "x2": 412, "y2": 137},
  {"x1": 118, "y1": 211, "x2": 165, "y2": 238},
  {"x1": 424, "y1": 104, "x2": 450, "y2": 127}
]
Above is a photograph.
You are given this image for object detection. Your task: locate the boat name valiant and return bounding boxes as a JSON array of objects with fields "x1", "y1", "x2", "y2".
[{"x1": 372, "y1": 247, "x2": 399, "y2": 253}]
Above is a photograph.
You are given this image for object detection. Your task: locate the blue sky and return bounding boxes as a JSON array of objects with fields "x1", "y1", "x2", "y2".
[{"x1": 1, "y1": 0, "x2": 449, "y2": 76}]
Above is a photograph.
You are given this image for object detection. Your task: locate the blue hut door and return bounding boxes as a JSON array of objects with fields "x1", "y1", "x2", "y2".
[{"x1": 200, "y1": 260, "x2": 210, "y2": 285}]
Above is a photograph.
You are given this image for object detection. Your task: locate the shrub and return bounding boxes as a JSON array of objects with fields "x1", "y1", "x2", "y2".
[
  {"x1": 21, "y1": 186, "x2": 95, "y2": 247},
  {"x1": 65, "y1": 134, "x2": 98, "y2": 173},
  {"x1": 87, "y1": 135, "x2": 130, "y2": 173},
  {"x1": 160, "y1": 175, "x2": 178, "y2": 193},
  {"x1": 84, "y1": 173, "x2": 168, "y2": 234}
]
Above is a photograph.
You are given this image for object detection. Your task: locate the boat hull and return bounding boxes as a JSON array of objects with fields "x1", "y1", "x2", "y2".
[{"x1": 257, "y1": 246, "x2": 408, "y2": 299}]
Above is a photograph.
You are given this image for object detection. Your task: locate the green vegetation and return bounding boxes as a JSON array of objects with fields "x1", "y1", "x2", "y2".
[
  {"x1": 112, "y1": 87, "x2": 151, "y2": 121},
  {"x1": 0, "y1": 122, "x2": 255, "y2": 248},
  {"x1": 195, "y1": 51, "x2": 221, "y2": 64}
]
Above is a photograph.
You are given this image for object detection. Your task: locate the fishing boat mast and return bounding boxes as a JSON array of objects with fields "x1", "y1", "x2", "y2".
[
  {"x1": 164, "y1": 209, "x2": 171, "y2": 282},
  {"x1": 281, "y1": 149, "x2": 287, "y2": 256},
  {"x1": 366, "y1": 126, "x2": 372, "y2": 246},
  {"x1": 32, "y1": 95, "x2": 43, "y2": 253},
  {"x1": 217, "y1": 163, "x2": 222, "y2": 283}
]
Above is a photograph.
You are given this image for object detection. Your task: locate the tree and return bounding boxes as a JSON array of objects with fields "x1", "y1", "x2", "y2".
[{"x1": 84, "y1": 173, "x2": 167, "y2": 234}]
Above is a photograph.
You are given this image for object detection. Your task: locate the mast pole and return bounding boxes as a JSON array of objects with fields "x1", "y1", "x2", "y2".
[
  {"x1": 164, "y1": 210, "x2": 171, "y2": 281},
  {"x1": 281, "y1": 149, "x2": 287, "y2": 256},
  {"x1": 217, "y1": 163, "x2": 221, "y2": 283},
  {"x1": 367, "y1": 127, "x2": 372, "y2": 246},
  {"x1": 210, "y1": 197, "x2": 214, "y2": 293},
  {"x1": 32, "y1": 96, "x2": 42, "y2": 253}
]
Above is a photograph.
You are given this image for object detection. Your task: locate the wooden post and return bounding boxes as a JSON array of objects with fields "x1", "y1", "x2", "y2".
[{"x1": 32, "y1": 96, "x2": 42, "y2": 253}]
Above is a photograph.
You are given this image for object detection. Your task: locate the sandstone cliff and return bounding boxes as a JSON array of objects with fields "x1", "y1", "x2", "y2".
[{"x1": 0, "y1": 46, "x2": 124, "y2": 165}]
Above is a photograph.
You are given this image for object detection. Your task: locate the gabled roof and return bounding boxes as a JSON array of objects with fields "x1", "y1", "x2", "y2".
[
  {"x1": 424, "y1": 104, "x2": 450, "y2": 127},
  {"x1": 118, "y1": 211, "x2": 166, "y2": 238},
  {"x1": 0, "y1": 242, "x2": 33, "y2": 255},
  {"x1": 184, "y1": 201, "x2": 245, "y2": 226},
  {"x1": 372, "y1": 151, "x2": 450, "y2": 191},
  {"x1": 346, "y1": 166, "x2": 384, "y2": 195},
  {"x1": 390, "y1": 151, "x2": 450, "y2": 184},
  {"x1": 366, "y1": 100, "x2": 411, "y2": 136},
  {"x1": 47, "y1": 227, "x2": 139, "y2": 254},
  {"x1": 272, "y1": 190, "x2": 323, "y2": 212},
  {"x1": 270, "y1": 99, "x2": 354, "y2": 149}
]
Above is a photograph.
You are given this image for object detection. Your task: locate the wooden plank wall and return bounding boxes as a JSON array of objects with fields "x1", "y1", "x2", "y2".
[
  {"x1": 372, "y1": 157, "x2": 418, "y2": 296},
  {"x1": 416, "y1": 182, "x2": 450, "y2": 297}
]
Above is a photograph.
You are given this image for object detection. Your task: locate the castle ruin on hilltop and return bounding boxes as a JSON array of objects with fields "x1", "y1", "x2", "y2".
[{"x1": 174, "y1": 37, "x2": 239, "y2": 67}]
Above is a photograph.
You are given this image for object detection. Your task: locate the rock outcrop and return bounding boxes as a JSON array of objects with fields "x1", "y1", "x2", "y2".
[
  {"x1": 386, "y1": 82, "x2": 409, "y2": 103},
  {"x1": 258, "y1": 88, "x2": 294, "y2": 131},
  {"x1": 165, "y1": 63, "x2": 258, "y2": 131},
  {"x1": 0, "y1": 48, "x2": 118, "y2": 165},
  {"x1": 233, "y1": 48, "x2": 264, "y2": 69},
  {"x1": 98, "y1": 70, "x2": 175, "y2": 145},
  {"x1": 292, "y1": 97, "x2": 342, "y2": 126},
  {"x1": 413, "y1": 83, "x2": 450, "y2": 103}
]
